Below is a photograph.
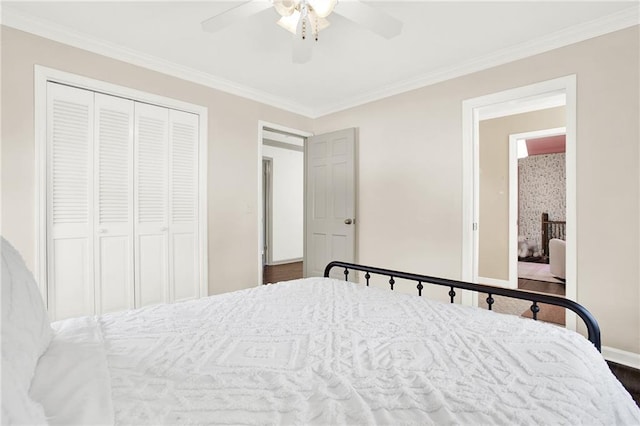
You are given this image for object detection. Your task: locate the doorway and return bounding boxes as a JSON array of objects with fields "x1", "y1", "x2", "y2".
[
  {"x1": 462, "y1": 75, "x2": 577, "y2": 330},
  {"x1": 257, "y1": 123, "x2": 358, "y2": 285},
  {"x1": 511, "y1": 128, "x2": 567, "y2": 290},
  {"x1": 260, "y1": 125, "x2": 308, "y2": 284}
]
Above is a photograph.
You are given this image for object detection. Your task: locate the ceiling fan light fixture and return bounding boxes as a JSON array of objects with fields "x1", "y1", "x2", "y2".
[
  {"x1": 203, "y1": 0, "x2": 403, "y2": 64},
  {"x1": 272, "y1": 0, "x2": 297, "y2": 17},
  {"x1": 273, "y1": 0, "x2": 335, "y2": 40},
  {"x1": 277, "y1": 10, "x2": 302, "y2": 35},
  {"x1": 307, "y1": 0, "x2": 338, "y2": 18}
]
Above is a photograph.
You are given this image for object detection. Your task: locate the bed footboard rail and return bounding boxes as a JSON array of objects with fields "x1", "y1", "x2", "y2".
[{"x1": 324, "y1": 261, "x2": 601, "y2": 351}]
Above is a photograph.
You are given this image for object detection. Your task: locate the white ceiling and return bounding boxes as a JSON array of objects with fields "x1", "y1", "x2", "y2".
[{"x1": 2, "y1": 1, "x2": 638, "y2": 117}]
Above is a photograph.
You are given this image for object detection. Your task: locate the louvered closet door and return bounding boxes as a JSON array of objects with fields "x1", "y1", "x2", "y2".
[
  {"x1": 47, "y1": 82, "x2": 95, "y2": 320},
  {"x1": 169, "y1": 110, "x2": 199, "y2": 302},
  {"x1": 134, "y1": 102, "x2": 169, "y2": 307},
  {"x1": 94, "y1": 93, "x2": 134, "y2": 314}
]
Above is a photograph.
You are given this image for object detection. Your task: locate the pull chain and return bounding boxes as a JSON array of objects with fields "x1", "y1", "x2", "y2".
[{"x1": 314, "y1": 15, "x2": 319, "y2": 41}]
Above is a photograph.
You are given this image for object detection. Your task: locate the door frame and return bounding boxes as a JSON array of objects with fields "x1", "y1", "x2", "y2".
[
  {"x1": 507, "y1": 127, "x2": 566, "y2": 289},
  {"x1": 257, "y1": 121, "x2": 312, "y2": 285},
  {"x1": 461, "y1": 75, "x2": 577, "y2": 331},
  {"x1": 262, "y1": 157, "x2": 273, "y2": 266}
]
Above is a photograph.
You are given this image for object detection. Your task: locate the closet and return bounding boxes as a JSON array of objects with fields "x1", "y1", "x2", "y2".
[{"x1": 46, "y1": 82, "x2": 202, "y2": 320}]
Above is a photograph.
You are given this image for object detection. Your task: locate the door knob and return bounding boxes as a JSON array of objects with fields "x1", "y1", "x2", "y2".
[{"x1": 344, "y1": 218, "x2": 353, "y2": 225}]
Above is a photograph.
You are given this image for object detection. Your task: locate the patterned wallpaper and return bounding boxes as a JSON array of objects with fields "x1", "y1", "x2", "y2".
[{"x1": 518, "y1": 153, "x2": 566, "y2": 254}]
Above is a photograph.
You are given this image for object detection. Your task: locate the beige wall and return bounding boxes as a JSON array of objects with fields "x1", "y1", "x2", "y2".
[
  {"x1": 478, "y1": 107, "x2": 565, "y2": 281},
  {"x1": 2, "y1": 24, "x2": 639, "y2": 354},
  {"x1": 0, "y1": 26, "x2": 313, "y2": 295},
  {"x1": 313, "y1": 26, "x2": 639, "y2": 353}
]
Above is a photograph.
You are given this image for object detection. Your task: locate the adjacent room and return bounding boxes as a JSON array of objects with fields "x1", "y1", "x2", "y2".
[
  {"x1": 2, "y1": 1, "x2": 639, "y2": 423},
  {"x1": 517, "y1": 132, "x2": 567, "y2": 287},
  {"x1": 261, "y1": 128, "x2": 305, "y2": 283}
]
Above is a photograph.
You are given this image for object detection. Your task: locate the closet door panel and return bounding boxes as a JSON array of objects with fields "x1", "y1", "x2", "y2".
[
  {"x1": 52, "y1": 238, "x2": 93, "y2": 320},
  {"x1": 98, "y1": 236, "x2": 132, "y2": 312},
  {"x1": 47, "y1": 82, "x2": 95, "y2": 320},
  {"x1": 135, "y1": 103, "x2": 169, "y2": 307},
  {"x1": 94, "y1": 93, "x2": 135, "y2": 314},
  {"x1": 171, "y1": 233, "x2": 196, "y2": 301},
  {"x1": 138, "y1": 234, "x2": 168, "y2": 306},
  {"x1": 169, "y1": 110, "x2": 199, "y2": 302}
]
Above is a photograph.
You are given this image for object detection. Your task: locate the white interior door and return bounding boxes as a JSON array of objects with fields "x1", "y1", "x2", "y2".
[
  {"x1": 305, "y1": 128, "x2": 356, "y2": 278},
  {"x1": 46, "y1": 82, "x2": 95, "y2": 320},
  {"x1": 134, "y1": 102, "x2": 169, "y2": 307},
  {"x1": 94, "y1": 93, "x2": 135, "y2": 314},
  {"x1": 168, "y1": 109, "x2": 200, "y2": 302}
]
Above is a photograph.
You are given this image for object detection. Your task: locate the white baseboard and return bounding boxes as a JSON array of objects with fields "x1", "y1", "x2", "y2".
[
  {"x1": 476, "y1": 276, "x2": 514, "y2": 289},
  {"x1": 602, "y1": 346, "x2": 640, "y2": 370},
  {"x1": 266, "y1": 258, "x2": 303, "y2": 266}
]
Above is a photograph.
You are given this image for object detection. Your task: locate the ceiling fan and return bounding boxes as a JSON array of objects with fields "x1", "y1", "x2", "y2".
[{"x1": 201, "y1": 0, "x2": 403, "y2": 64}]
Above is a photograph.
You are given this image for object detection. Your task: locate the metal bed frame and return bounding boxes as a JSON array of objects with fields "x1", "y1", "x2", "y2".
[{"x1": 324, "y1": 261, "x2": 601, "y2": 351}]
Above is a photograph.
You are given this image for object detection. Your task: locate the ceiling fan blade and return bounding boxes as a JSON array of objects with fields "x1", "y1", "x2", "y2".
[
  {"x1": 334, "y1": 1, "x2": 402, "y2": 39},
  {"x1": 201, "y1": 0, "x2": 272, "y2": 33},
  {"x1": 292, "y1": 35, "x2": 313, "y2": 64}
]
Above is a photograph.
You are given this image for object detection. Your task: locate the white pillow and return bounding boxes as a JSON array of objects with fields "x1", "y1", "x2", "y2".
[
  {"x1": 1, "y1": 366, "x2": 48, "y2": 425},
  {"x1": 1, "y1": 237, "x2": 53, "y2": 399}
]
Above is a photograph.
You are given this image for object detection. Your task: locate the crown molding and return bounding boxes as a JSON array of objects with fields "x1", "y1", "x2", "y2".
[
  {"x1": 313, "y1": 5, "x2": 639, "y2": 117},
  {"x1": 2, "y1": 4, "x2": 638, "y2": 119},
  {"x1": 0, "y1": 6, "x2": 316, "y2": 118}
]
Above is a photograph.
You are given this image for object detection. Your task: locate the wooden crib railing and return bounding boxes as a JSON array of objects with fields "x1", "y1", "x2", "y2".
[{"x1": 542, "y1": 212, "x2": 566, "y2": 260}]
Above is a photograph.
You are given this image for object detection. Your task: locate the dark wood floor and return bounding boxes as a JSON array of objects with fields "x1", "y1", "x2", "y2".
[
  {"x1": 263, "y1": 261, "x2": 303, "y2": 284},
  {"x1": 518, "y1": 278, "x2": 565, "y2": 296},
  {"x1": 516, "y1": 278, "x2": 566, "y2": 323},
  {"x1": 608, "y1": 361, "x2": 640, "y2": 407}
]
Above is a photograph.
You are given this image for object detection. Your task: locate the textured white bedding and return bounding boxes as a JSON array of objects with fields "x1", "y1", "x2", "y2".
[
  {"x1": 44, "y1": 278, "x2": 639, "y2": 425},
  {"x1": 30, "y1": 317, "x2": 114, "y2": 425}
]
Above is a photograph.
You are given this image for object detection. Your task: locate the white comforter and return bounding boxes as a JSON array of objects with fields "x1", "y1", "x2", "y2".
[{"x1": 34, "y1": 278, "x2": 640, "y2": 425}]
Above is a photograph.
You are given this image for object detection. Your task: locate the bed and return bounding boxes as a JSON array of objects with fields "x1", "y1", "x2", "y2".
[{"x1": 3, "y1": 238, "x2": 639, "y2": 425}]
